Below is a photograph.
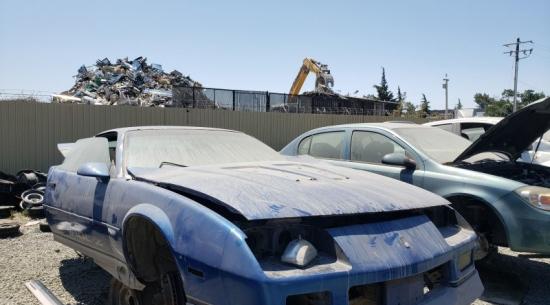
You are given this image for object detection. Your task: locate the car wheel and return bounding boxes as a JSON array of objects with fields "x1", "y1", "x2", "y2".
[
  {"x1": 109, "y1": 272, "x2": 184, "y2": 305},
  {"x1": 474, "y1": 233, "x2": 497, "y2": 261},
  {"x1": 109, "y1": 279, "x2": 143, "y2": 305},
  {"x1": 0, "y1": 222, "x2": 20, "y2": 238}
]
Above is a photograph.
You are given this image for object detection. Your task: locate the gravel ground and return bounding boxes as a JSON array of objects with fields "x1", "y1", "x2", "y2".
[
  {"x1": 0, "y1": 218, "x2": 110, "y2": 305},
  {"x1": 1, "y1": 215, "x2": 549, "y2": 305}
]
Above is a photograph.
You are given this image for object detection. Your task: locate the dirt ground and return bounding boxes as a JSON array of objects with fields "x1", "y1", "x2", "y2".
[{"x1": 0, "y1": 216, "x2": 548, "y2": 305}]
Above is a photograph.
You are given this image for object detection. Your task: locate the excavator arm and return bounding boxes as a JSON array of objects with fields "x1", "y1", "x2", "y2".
[{"x1": 289, "y1": 58, "x2": 334, "y2": 96}]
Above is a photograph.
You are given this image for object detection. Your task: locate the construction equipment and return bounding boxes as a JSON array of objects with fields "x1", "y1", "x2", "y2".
[{"x1": 289, "y1": 58, "x2": 334, "y2": 95}]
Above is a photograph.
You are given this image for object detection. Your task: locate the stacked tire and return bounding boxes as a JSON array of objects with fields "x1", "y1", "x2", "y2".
[
  {"x1": 19, "y1": 188, "x2": 45, "y2": 218},
  {"x1": 0, "y1": 222, "x2": 20, "y2": 238}
]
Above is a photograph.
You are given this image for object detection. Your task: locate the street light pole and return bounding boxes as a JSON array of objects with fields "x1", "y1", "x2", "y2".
[{"x1": 442, "y1": 74, "x2": 449, "y2": 118}]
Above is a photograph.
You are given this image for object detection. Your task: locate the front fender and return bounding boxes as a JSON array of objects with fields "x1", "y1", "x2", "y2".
[{"x1": 123, "y1": 203, "x2": 176, "y2": 246}]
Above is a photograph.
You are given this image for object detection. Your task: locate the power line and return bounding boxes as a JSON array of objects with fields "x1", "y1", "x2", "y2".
[{"x1": 502, "y1": 37, "x2": 534, "y2": 112}]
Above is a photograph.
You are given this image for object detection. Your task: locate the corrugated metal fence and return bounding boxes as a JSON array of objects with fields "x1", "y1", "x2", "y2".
[{"x1": 0, "y1": 101, "x2": 428, "y2": 174}]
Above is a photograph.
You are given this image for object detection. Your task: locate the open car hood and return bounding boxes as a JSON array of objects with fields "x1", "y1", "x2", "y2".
[
  {"x1": 129, "y1": 160, "x2": 448, "y2": 220},
  {"x1": 454, "y1": 97, "x2": 550, "y2": 163}
]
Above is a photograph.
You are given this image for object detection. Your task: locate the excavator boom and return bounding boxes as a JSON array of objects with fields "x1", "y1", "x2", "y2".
[{"x1": 289, "y1": 58, "x2": 334, "y2": 96}]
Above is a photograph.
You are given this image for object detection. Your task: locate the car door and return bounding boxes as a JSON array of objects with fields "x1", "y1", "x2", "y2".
[
  {"x1": 45, "y1": 137, "x2": 113, "y2": 255},
  {"x1": 339, "y1": 130, "x2": 424, "y2": 186},
  {"x1": 296, "y1": 130, "x2": 355, "y2": 170}
]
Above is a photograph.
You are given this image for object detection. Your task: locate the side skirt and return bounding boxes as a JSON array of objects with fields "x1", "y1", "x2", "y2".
[{"x1": 53, "y1": 234, "x2": 145, "y2": 290}]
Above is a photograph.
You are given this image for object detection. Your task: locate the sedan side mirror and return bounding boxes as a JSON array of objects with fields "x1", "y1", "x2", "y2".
[
  {"x1": 77, "y1": 162, "x2": 110, "y2": 179},
  {"x1": 382, "y1": 153, "x2": 417, "y2": 170}
]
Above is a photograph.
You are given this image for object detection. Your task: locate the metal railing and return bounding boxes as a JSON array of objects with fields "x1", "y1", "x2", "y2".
[{"x1": 172, "y1": 86, "x2": 397, "y2": 115}]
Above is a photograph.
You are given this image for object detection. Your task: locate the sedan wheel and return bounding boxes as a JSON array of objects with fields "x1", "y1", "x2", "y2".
[
  {"x1": 109, "y1": 279, "x2": 143, "y2": 305},
  {"x1": 474, "y1": 233, "x2": 497, "y2": 261},
  {"x1": 109, "y1": 272, "x2": 184, "y2": 305}
]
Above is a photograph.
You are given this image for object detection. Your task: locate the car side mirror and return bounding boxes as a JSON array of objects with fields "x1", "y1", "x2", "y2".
[
  {"x1": 77, "y1": 162, "x2": 110, "y2": 180},
  {"x1": 382, "y1": 153, "x2": 417, "y2": 170}
]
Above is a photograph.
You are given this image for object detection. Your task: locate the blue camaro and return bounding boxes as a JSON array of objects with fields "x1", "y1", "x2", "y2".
[{"x1": 45, "y1": 126, "x2": 482, "y2": 305}]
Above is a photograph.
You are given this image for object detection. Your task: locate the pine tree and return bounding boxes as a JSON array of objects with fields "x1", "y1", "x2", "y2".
[
  {"x1": 394, "y1": 87, "x2": 406, "y2": 115},
  {"x1": 456, "y1": 99, "x2": 463, "y2": 110},
  {"x1": 419, "y1": 94, "x2": 430, "y2": 117},
  {"x1": 373, "y1": 67, "x2": 395, "y2": 102}
]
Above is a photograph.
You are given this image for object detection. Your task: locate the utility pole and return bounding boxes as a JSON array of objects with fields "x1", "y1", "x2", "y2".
[
  {"x1": 503, "y1": 38, "x2": 533, "y2": 112},
  {"x1": 442, "y1": 74, "x2": 449, "y2": 118}
]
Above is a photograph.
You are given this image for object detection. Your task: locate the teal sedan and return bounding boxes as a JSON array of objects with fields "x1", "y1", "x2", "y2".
[{"x1": 281, "y1": 97, "x2": 550, "y2": 257}]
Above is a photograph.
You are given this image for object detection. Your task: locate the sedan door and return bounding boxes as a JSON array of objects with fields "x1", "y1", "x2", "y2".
[{"x1": 339, "y1": 130, "x2": 425, "y2": 187}]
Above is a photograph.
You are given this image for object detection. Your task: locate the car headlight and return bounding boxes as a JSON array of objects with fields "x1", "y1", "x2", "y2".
[{"x1": 516, "y1": 186, "x2": 550, "y2": 211}]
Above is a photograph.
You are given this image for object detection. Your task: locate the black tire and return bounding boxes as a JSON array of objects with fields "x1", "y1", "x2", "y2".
[
  {"x1": 22, "y1": 190, "x2": 44, "y2": 207},
  {"x1": 39, "y1": 220, "x2": 51, "y2": 232},
  {"x1": 17, "y1": 171, "x2": 38, "y2": 187},
  {"x1": 0, "y1": 222, "x2": 20, "y2": 238},
  {"x1": 0, "y1": 206, "x2": 13, "y2": 219},
  {"x1": 108, "y1": 272, "x2": 184, "y2": 305},
  {"x1": 28, "y1": 205, "x2": 45, "y2": 219}
]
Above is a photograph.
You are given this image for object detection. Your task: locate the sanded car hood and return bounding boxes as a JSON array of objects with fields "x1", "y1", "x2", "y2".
[
  {"x1": 130, "y1": 160, "x2": 448, "y2": 220},
  {"x1": 454, "y1": 97, "x2": 550, "y2": 163}
]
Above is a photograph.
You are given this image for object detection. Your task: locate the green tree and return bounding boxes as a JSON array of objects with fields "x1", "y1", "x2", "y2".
[
  {"x1": 418, "y1": 94, "x2": 430, "y2": 117},
  {"x1": 520, "y1": 89, "x2": 545, "y2": 106},
  {"x1": 473, "y1": 93, "x2": 495, "y2": 111},
  {"x1": 404, "y1": 102, "x2": 416, "y2": 115},
  {"x1": 485, "y1": 100, "x2": 512, "y2": 117},
  {"x1": 473, "y1": 89, "x2": 545, "y2": 117},
  {"x1": 456, "y1": 99, "x2": 463, "y2": 110},
  {"x1": 373, "y1": 67, "x2": 395, "y2": 102},
  {"x1": 394, "y1": 86, "x2": 406, "y2": 115}
]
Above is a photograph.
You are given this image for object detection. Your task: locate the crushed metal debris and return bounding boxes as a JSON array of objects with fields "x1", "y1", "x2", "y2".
[{"x1": 55, "y1": 57, "x2": 202, "y2": 107}]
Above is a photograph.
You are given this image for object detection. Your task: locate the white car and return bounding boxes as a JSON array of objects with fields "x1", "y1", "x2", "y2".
[{"x1": 424, "y1": 117, "x2": 550, "y2": 166}]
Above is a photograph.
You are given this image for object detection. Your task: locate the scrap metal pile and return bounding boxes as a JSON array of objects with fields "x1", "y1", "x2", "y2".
[{"x1": 54, "y1": 57, "x2": 202, "y2": 107}]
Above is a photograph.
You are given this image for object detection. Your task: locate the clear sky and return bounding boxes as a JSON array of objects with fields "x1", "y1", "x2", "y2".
[{"x1": 1, "y1": 0, "x2": 549, "y2": 109}]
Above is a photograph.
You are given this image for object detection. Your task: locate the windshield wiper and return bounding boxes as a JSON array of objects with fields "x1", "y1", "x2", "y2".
[{"x1": 159, "y1": 161, "x2": 188, "y2": 168}]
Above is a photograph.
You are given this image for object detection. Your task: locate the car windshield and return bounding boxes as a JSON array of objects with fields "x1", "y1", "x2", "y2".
[
  {"x1": 393, "y1": 127, "x2": 503, "y2": 163},
  {"x1": 124, "y1": 129, "x2": 284, "y2": 168}
]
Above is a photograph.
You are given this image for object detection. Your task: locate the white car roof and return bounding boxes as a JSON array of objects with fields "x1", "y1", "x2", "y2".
[{"x1": 424, "y1": 117, "x2": 502, "y2": 126}]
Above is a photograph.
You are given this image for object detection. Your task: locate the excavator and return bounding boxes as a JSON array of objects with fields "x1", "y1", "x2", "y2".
[{"x1": 289, "y1": 58, "x2": 334, "y2": 96}]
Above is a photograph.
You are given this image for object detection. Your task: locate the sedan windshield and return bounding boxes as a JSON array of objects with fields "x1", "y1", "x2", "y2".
[
  {"x1": 125, "y1": 129, "x2": 283, "y2": 168},
  {"x1": 393, "y1": 127, "x2": 502, "y2": 163}
]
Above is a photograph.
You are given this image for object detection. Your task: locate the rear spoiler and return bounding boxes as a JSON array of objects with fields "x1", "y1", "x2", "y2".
[{"x1": 57, "y1": 143, "x2": 74, "y2": 158}]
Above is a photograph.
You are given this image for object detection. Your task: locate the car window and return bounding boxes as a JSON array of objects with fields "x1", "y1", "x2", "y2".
[
  {"x1": 298, "y1": 136, "x2": 312, "y2": 155},
  {"x1": 351, "y1": 131, "x2": 406, "y2": 163},
  {"x1": 461, "y1": 127, "x2": 485, "y2": 141},
  {"x1": 305, "y1": 131, "x2": 344, "y2": 159},
  {"x1": 459, "y1": 123, "x2": 493, "y2": 141},
  {"x1": 433, "y1": 123, "x2": 453, "y2": 132},
  {"x1": 97, "y1": 132, "x2": 118, "y2": 165},
  {"x1": 58, "y1": 138, "x2": 110, "y2": 172}
]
